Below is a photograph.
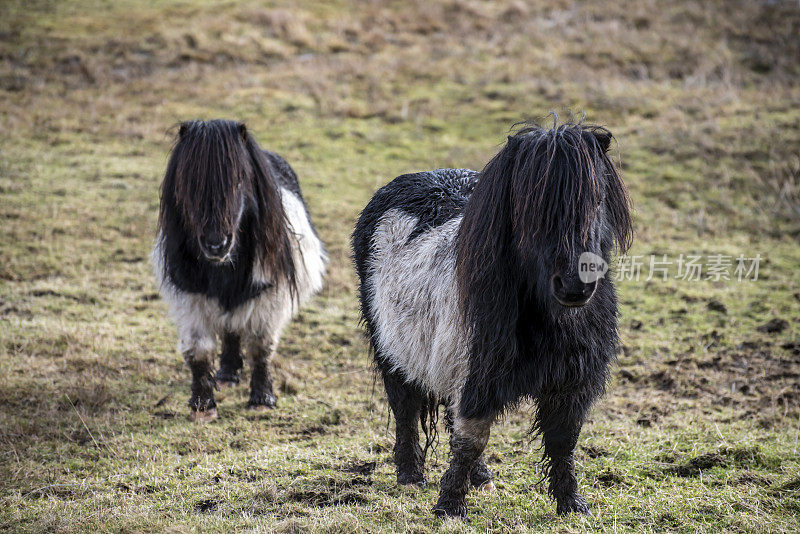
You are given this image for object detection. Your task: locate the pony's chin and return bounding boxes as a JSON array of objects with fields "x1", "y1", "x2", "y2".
[
  {"x1": 204, "y1": 253, "x2": 232, "y2": 265},
  {"x1": 550, "y1": 300, "x2": 588, "y2": 321},
  {"x1": 554, "y1": 299, "x2": 591, "y2": 309},
  {"x1": 200, "y1": 242, "x2": 235, "y2": 265}
]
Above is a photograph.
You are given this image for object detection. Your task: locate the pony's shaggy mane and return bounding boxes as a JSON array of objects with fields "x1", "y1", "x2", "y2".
[
  {"x1": 157, "y1": 119, "x2": 297, "y2": 301},
  {"x1": 455, "y1": 121, "x2": 633, "y2": 419}
]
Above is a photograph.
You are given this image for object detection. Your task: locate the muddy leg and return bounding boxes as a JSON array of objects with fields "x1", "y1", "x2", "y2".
[
  {"x1": 445, "y1": 406, "x2": 493, "y2": 490},
  {"x1": 185, "y1": 345, "x2": 217, "y2": 423},
  {"x1": 247, "y1": 339, "x2": 277, "y2": 410},
  {"x1": 433, "y1": 416, "x2": 492, "y2": 518},
  {"x1": 216, "y1": 332, "x2": 243, "y2": 387},
  {"x1": 537, "y1": 393, "x2": 590, "y2": 515},
  {"x1": 381, "y1": 365, "x2": 427, "y2": 486}
]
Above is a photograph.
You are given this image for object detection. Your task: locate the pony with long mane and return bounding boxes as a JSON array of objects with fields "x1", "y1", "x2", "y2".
[
  {"x1": 352, "y1": 119, "x2": 632, "y2": 518},
  {"x1": 153, "y1": 119, "x2": 326, "y2": 422}
]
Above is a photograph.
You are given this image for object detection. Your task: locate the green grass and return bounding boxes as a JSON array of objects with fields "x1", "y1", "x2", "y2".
[{"x1": 1, "y1": 0, "x2": 799, "y2": 531}]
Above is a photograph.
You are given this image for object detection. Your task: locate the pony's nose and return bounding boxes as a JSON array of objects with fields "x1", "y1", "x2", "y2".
[
  {"x1": 202, "y1": 234, "x2": 230, "y2": 256},
  {"x1": 551, "y1": 274, "x2": 597, "y2": 307}
]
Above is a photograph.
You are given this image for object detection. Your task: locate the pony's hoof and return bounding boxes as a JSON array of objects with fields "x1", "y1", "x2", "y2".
[
  {"x1": 215, "y1": 368, "x2": 240, "y2": 387},
  {"x1": 248, "y1": 393, "x2": 277, "y2": 410},
  {"x1": 556, "y1": 494, "x2": 590, "y2": 515},
  {"x1": 432, "y1": 498, "x2": 467, "y2": 519},
  {"x1": 476, "y1": 480, "x2": 494, "y2": 492},
  {"x1": 189, "y1": 408, "x2": 217, "y2": 423}
]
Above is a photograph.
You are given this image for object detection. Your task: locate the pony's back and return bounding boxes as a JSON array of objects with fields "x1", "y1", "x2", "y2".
[{"x1": 352, "y1": 168, "x2": 477, "y2": 286}]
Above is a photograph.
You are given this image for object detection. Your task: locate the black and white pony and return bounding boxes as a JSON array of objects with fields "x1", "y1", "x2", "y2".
[
  {"x1": 152, "y1": 119, "x2": 326, "y2": 422},
  {"x1": 352, "y1": 121, "x2": 632, "y2": 518}
]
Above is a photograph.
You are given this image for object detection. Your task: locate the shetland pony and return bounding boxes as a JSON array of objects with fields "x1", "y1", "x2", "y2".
[
  {"x1": 152, "y1": 119, "x2": 326, "y2": 422},
  {"x1": 352, "y1": 121, "x2": 632, "y2": 518}
]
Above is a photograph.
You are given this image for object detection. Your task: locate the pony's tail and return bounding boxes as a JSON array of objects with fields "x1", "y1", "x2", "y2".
[{"x1": 420, "y1": 394, "x2": 440, "y2": 459}]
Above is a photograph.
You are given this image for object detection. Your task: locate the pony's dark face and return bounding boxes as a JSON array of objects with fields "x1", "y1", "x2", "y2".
[
  {"x1": 508, "y1": 125, "x2": 632, "y2": 313},
  {"x1": 544, "y1": 179, "x2": 609, "y2": 309},
  {"x1": 168, "y1": 120, "x2": 253, "y2": 263}
]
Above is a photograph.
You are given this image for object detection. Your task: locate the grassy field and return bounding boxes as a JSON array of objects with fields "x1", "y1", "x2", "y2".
[{"x1": 1, "y1": 0, "x2": 799, "y2": 531}]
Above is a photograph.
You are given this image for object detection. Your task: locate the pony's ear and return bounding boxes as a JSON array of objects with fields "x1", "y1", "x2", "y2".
[
  {"x1": 238, "y1": 122, "x2": 248, "y2": 142},
  {"x1": 592, "y1": 129, "x2": 613, "y2": 152},
  {"x1": 178, "y1": 122, "x2": 189, "y2": 138}
]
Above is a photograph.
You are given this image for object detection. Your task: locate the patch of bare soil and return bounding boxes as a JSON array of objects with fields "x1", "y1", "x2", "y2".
[
  {"x1": 285, "y1": 475, "x2": 372, "y2": 507},
  {"x1": 617, "y1": 326, "x2": 799, "y2": 424},
  {"x1": 664, "y1": 446, "x2": 770, "y2": 477},
  {"x1": 339, "y1": 460, "x2": 377, "y2": 476}
]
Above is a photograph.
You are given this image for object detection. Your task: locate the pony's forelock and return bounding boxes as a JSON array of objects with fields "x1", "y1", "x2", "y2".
[
  {"x1": 161, "y1": 120, "x2": 251, "y2": 236},
  {"x1": 507, "y1": 121, "x2": 630, "y2": 256}
]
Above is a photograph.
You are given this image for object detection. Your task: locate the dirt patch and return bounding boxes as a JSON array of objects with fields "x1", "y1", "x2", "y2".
[
  {"x1": 0, "y1": 303, "x2": 33, "y2": 319},
  {"x1": 649, "y1": 371, "x2": 676, "y2": 391},
  {"x1": 596, "y1": 468, "x2": 626, "y2": 487},
  {"x1": 580, "y1": 445, "x2": 609, "y2": 459},
  {"x1": 339, "y1": 460, "x2": 376, "y2": 476},
  {"x1": 773, "y1": 477, "x2": 800, "y2": 494},
  {"x1": 666, "y1": 452, "x2": 728, "y2": 477},
  {"x1": 780, "y1": 342, "x2": 800, "y2": 356},
  {"x1": 707, "y1": 299, "x2": 727, "y2": 314},
  {"x1": 665, "y1": 446, "x2": 773, "y2": 477},
  {"x1": 28, "y1": 289, "x2": 98, "y2": 304},
  {"x1": 227, "y1": 468, "x2": 266, "y2": 483},
  {"x1": 300, "y1": 425, "x2": 327, "y2": 437},
  {"x1": 285, "y1": 475, "x2": 372, "y2": 508},
  {"x1": 728, "y1": 472, "x2": 772, "y2": 486},
  {"x1": 757, "y1": 319, "x2": 789, "y2": 334},
  {"x1": 286, "y1": 489, "x2": 369, "y2": 507},
  {"x1": 194, "y1": 498, "x2": 220, "y2": 513},
  {"x1": 630, "y1": 335, "x2": 800, "y2": 421}
]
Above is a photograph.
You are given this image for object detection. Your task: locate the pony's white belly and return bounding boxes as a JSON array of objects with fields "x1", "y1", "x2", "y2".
[{"x1": 368, "y1": 209, "x2": 469, "y2": 402}]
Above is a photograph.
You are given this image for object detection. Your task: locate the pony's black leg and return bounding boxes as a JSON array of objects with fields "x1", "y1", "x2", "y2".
[
  {"x1": 216, "y1": 332, "x2": 243, "y2": 387},
  {"x1": 381, "y1": 364, "x2": 426, "y2": 486},
  {"x1": 536, "y1": 393, "x2": 590, "y2": 515},
  {"x1": 445, "y1": 406, "x2": 493, "y2": 490},
  {"x1": 433, "y1": 416, "x2": 493, "y2": 518},
  {"x1": 247, "y1": 339, "x2": 277, "y2": 410},
  {"x1": 185, "y1": 348, "x2": 217, "y2": 423}
]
